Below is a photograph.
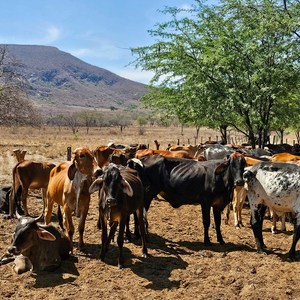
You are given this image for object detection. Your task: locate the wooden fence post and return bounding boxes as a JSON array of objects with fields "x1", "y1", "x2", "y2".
[{"x1": 67, "y1": 147, "x2": 72, "y2": 161}]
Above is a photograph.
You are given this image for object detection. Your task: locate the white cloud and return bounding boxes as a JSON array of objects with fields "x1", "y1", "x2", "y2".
[
  {"x1": 0, "y1": 25, "x2": 62, "y2": 45},
  {"x1": 44, "y1": 26, "x2": 61, "y2": 43},
  {"x1": 68, "y1": 43, "x2": 125, "y2": 61},
  {"x1": 113, "y1": 69, "x2": 154, "y2": 84}
]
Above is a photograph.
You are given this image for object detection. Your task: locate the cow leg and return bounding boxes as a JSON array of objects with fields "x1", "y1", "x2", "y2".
[
  {"x1": 201, "y1": 204, "x2": 211, "y2": 246},
  {"x1": 281, "y1": 214, "x2": 286, "y2": 232},
  {"x1": 137, "y1": 208, "x2": 148, "y2": 259},
  {"x1": 271, "y1": 213, "x2": 278, "y2": 234},
  {"x1": 41, "y1": 188, "x2": 47, "y2": 213},
  {"x1": 99, "y1": 212, "x2": 108, "y2": 261},
  {"x1": 21, "y1": 188, "x2": 29, "y2": 216},
  {"x1": 44, "y1": 197, "x2": 54, "y2": 225},
  {"x1": 117, "y1": 219, "x2": 126, "y2": 269},
  {"x1": 77, "y1": 195, "x2": 90, "y2": 251},
  {"x1": 213, "y1": 207, "x2": 225, "y2": 244},
  {"x1": 288, "y1": 214, "x2": 300, "y2": 261},
  {"x1": 134, "y1": 212, "x2": 141, "y2": 239},
  {"x1": 224, "y1": 203, "x2": 231, "y2": 225},
  {"x1": 250, "y1": 204, "x2": 267, "y2": 253},
  {"x1": 64, "y1": 206, "x2": 74, "y2": 253},
  {"x1": 125, "y1": 215, "x2": 132, "y2": 243}
]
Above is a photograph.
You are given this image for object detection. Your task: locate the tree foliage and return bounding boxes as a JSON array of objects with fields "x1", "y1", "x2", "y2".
[{"x1": 131, "y1": 0, "x2": 300, "y2": 147}]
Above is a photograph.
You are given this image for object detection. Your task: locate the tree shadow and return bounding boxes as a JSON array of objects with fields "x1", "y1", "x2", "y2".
[{"x1": 33, "y1": 255, "x2": 79, "y2": 288}]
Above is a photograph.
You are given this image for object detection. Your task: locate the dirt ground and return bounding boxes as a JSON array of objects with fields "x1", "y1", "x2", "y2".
[{"x1": 0, "y1": 126, "x2": 299, "y2": 300}]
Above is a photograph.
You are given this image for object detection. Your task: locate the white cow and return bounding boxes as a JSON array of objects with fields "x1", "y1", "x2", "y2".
[{"x1": 244, "y1": 162, "x2": 300, "y2": 261}]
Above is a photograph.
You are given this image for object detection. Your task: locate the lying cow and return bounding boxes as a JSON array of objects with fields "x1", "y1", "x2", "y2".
[
  {"x1": 0, "y1": 186, "x2": 12, "y2": 214},
  {"x1": 44, "y1": 147, "x2": 95, "y2": 251},
  {"x1": 89, "y1": 164, "x2": 148, "y2": 269},
  {"x1": 7, "y1": 214, "x2": 71, "y2": 274},
  {"x1": 128, "y1": 152, "x2": 246, "y2": 246},
  {"x1": 244, "y1": 161, "x2": 300, "y2": 261},
  {"x1": 11, "y1": 160, "x2": 56, "y2": 217}
]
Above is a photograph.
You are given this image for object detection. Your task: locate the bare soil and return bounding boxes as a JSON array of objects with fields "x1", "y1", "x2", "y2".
[{"x1": 0, "y1": 126, "x2": 299, "y2": 300}]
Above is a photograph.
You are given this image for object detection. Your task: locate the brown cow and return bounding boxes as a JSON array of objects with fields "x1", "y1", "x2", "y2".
[
  {"x1": 10, "y1": 160, "x2": 56, "y2": 217},
  {"x1": 44, "y1": 147, "x2": 95, "y2": 251},
  {"x1": 135, "y1": 149, "x2": 193, "y2": 159},
  {"x1": 93, "y1": 146, "x2": 128, "y2": 168}
]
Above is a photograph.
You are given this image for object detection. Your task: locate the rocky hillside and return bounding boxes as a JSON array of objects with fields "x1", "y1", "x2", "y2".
[{"x1": 4, "y1": 44, "x2": 147, "y2": 114}]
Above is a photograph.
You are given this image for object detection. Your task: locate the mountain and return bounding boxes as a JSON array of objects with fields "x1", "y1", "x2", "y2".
[{"x1": 4, "y1": 44, "x2": 147, "y2": 115}]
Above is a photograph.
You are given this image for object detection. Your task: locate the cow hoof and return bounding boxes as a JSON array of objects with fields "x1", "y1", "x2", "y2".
[
  {"x1": 3, "y1": 214, "x2": 12, "y2": 220},
  {"x1": 118, "y1": 264, "x2": 124, "y2": 269},
  {"x1": 142, "y1": 253, "x2": 148, "y2": 258},
  {"x1": 218, "y1": 240, "x2": 225, "y2": 245},
  {"x1": 287, "y1": 256, "x2": 295, "y2": 262}
]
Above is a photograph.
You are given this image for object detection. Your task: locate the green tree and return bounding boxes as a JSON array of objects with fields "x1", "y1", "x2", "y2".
[{"x1": 131, "y1": 0, "x2": 300, "y2": 147}]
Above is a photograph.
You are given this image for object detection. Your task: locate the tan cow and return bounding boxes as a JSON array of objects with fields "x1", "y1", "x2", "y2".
[
  {"x1": 270, "y1": 152, "x2": 300, "y2": 163},
  {"x1": 10, "y1": 160, "x2": 56, "y2": 217},
  {"x1": 135, "y1": 149, "x2": 193, "y2": 159},
  {"x1": 168, "y1": 144, "x2": 199, "y2": 157},
  {"x1": 44, "y1": 147, "x2": 95, "y2": 251}
]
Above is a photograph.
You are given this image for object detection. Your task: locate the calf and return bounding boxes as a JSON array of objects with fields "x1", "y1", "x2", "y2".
[
  {"x1": 7, "y1": 214, "x2": 71, "y2": 274},
  {"x1": 89, "y1": 164, "x2": 148, "y2": 269},
  {"x1": 44, "y1": 147, "x2": 95, "y2": 251},
  {"x1": 10, "y1": 160, "x2": 56, "y2": 217},
  {"x1": 244, "y1": 162, "x2": 300, "y2": 261}
]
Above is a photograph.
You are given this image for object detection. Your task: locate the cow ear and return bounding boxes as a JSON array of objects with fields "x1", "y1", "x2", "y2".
[
  {"x1": 215, "y1": 160, "x2": 229, "y2": 175},
  {"x1": 68, "y1": 161, "x2": 77, "y2": 180},
  {"x1": 122, "y1": 178, "x2": 133, "y2": 197},
  {"x1": 89, "y1": 178, "x2": 103, "y2": 194},
  {"x1": 36, "y1": 228, "x2": 56, "y2": 241}
]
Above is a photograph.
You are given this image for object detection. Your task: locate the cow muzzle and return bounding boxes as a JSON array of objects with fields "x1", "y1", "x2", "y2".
[
  {"x1": 235, "y1": 179, "x2": 244, "y2": 186},
  {"x1": 106, "y1": 197, "x2": 118, "y2": 208},
  {"x1": 8, "y1": 245, "x2": 20, "y2": 255}
]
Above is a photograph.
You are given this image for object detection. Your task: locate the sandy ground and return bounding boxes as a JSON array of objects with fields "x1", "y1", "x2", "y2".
[{"x1": 0, "y1": 126, "x2": 299, "y2": 300}]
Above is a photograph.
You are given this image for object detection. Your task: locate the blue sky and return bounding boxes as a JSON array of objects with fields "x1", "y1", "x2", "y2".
[{"x1": 0, "y1": 1, "x2": 213, "y2": 84}]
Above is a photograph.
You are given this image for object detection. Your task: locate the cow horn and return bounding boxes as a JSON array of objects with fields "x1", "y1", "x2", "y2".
[
  {"x1": 15, "y1": 210, "x2": 22, "y2": 220},
  {"x1": 34, "y1": 213, "x2": 44, "y2": 223}
]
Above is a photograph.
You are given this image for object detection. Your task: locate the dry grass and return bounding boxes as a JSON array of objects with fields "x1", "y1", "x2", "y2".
[{"x1": 0, "y1": 125, "x2": 221, "y2": 184}]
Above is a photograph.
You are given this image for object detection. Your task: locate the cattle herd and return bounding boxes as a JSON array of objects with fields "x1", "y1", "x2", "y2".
[{"x1": 0, "y1": 141, "x2": 299, "y2": 275}]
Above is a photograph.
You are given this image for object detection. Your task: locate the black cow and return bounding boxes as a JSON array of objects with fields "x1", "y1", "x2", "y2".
[
  {"x1": 89, "y1": 164, "x2": 148, "y2": 269},
  {"x1": 7, "y1": 214, "x2": 71, "y2": 273},
  {"x1": 0, "y1": 186, "x2": 12, "y2": 214},
  {"x1": 128, "y1": 152, "x2": 246, "y2": 246}
]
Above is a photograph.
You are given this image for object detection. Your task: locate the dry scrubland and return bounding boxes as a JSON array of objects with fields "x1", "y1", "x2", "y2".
[{"x1": 0, "y1": 125, "x2": 299, "y2": 300}]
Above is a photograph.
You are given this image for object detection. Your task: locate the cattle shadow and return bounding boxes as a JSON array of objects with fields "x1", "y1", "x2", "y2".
[
  {"x1": 73, "y1": 242, "x2": 101, "y2": 259},
  {"x1": 129, "y1": 233, "x2": 192, "y2": 290},
  {"x1": 33, "y1": 255, "x2": 79, "y2": 288}
]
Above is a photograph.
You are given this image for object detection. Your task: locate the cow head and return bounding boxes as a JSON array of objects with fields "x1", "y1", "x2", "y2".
[
  {"x1": 8, "y1": 214, "x2": 56, "y2": 256},
  {"x1": 89, "y1": 163, "x2": 133, "y2": 208},
  {"x1": 68, "y1": 147, "x2": 95, "y2": 180},
  {"x1": 215, "y1": 152, "x2": 246, "y2": 186}
]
